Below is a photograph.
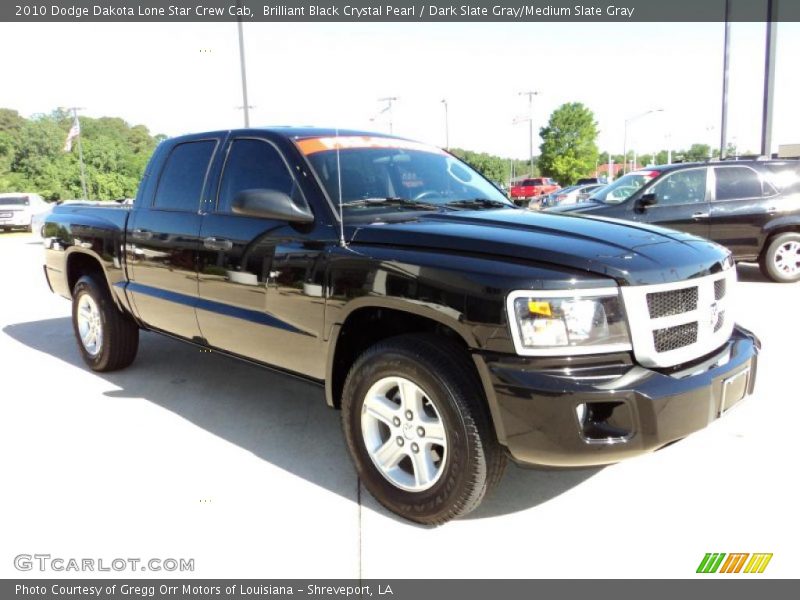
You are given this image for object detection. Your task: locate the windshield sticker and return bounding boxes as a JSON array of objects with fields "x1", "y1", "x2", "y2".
[{"x1": 296, "y1": 136, "x2": 446, "y2": 156}]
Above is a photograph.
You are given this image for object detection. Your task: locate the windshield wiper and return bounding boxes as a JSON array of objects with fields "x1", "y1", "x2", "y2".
[
  {"x1": 340, "y1": 197, "x2": 440, "y2": 210},
  {"x1": 444, "y1": 198, "x2": 511, "y2": 209}
]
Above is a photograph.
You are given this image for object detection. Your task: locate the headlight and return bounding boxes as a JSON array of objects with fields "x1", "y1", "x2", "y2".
[{"x1": 506, "y1": 289, "x2": 632, "y2": 356}]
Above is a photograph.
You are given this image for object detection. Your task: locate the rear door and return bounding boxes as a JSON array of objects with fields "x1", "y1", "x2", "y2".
[
  {"x1": 635, "y1": 167, "x2": 711, "y2": 239},
  {"x1": 196, "y1": 136, "x2": 327, "y2": 377},
  {"x1": 126, "y1": 137, "x2": 220, "y2": 339},
  {"x1": 709, "y1": 165, "x2": 778, "y2": 259}
]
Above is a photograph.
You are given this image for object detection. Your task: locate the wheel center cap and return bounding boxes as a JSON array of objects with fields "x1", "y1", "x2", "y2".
[{"x1": 402, "y1": 422, "x2": 416, "y2": 440}]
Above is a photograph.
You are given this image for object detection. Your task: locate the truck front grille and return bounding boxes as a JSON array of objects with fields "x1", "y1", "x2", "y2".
[
  {"x1": 620, "y1": 265, "x2": 736, "y2": 368},
  {"x1": 646, "y1": 287, "x2": 698, "y2": 318},
  {"x1": 653, "y1": 322, "x2": 698, "y2": 352}
]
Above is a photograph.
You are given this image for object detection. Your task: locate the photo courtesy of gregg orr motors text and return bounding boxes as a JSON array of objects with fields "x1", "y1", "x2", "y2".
[{"x1": 14, "y1": 554, "x2": 195, "y2": 573}]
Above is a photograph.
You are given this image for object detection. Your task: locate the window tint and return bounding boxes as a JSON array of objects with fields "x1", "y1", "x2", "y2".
[
  {"x1": 714, "y1": 167, "x2": 763, "y2": 201},
  {"x1": 649, "y1": 168, "x2": 707, "y2": 205},
  {"x1": 217, "y1": 139, "x2": 297, "y2": 213},
  {"x1": 154, "y1": 141, "x2": 215, "y2": 211}
]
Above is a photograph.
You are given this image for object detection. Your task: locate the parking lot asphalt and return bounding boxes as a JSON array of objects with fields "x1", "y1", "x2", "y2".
[{"x1": 1, "y1": 231, "x2": 797, "y2": 578}]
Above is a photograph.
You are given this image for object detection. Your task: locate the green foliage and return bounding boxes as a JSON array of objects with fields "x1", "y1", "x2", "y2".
[
  {"x1": 538, "y1": 103, "x2": 599, "y2": 186},
  {"x1": 449, "y1": 148, "x2": 534, "y2": 185},
  {"x1": 0, "y1": 108, "x2": 164, "y2": 201}
]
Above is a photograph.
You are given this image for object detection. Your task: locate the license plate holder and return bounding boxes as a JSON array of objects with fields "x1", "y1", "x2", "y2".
[
  {"x1": 719, "y1": 366, "x2": 750, "y2": 417},
  {"x1": 0, "y1": 212, "x2": 12, "y2": 219}
]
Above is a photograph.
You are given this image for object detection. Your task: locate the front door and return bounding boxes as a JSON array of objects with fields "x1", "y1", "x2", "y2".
[
  {"x1": 634, "y1": 167, "x2": 711, "y2": 239},
  {"x1": 196, "y1": 137, "x2": 327, "y2": 378}
]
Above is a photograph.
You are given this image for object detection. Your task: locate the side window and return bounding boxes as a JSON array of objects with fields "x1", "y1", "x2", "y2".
[
  {"x1": 217, "y1": 139, "x2": 299, "y2": 213},
  {"x1": 650, "y1": 169, "x2": 707, "y2": 205},
  {"x1": 714, "y1": 167, "x2": 763, "y2": 201},
  {"x1": 153, "y1": 141, "x2": 216, "y2": 211}
]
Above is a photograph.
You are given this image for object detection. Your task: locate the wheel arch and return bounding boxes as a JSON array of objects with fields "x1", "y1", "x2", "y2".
[
  {"x1": 65, "y1": 249, "x2": 125, "y2": 312},
  {"x1": 325, "y1": 299, "x2": 478, "y2": 410}
]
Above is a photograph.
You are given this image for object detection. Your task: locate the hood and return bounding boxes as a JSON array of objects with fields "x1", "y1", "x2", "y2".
[
  {"x1": 348, "y1": 209, "x2": 729, "y2": 286},
  {"x1": 544, "y1": 201, "x2": 606, "y2": 214}
]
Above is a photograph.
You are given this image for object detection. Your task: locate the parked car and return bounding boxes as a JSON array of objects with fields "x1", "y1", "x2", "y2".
[
  {"x1": 0, "y1": 193, "x2": 49, "y2": 232},
  {"x1": 539, "y1": 183, "x2": 605, "y2": 208},
  {"x1": 510, "y1": 177, "x2": 559, "y2": 205},
  {"x1": 546, "y1": 160, "x2": 800, "y2": 282},
  {"x1": 43, "y1": 128, "x2": 759, "y2": 524}
]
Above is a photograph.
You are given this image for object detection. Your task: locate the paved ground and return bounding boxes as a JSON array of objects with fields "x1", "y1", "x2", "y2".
[{"x1": 1, "y1": 231, "x2": 797, "y2": 578}]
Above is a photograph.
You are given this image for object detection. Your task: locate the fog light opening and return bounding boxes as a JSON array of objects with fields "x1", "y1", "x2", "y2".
[{"x1": 578, "y1": 401, "x2": 633, "y2": 443}]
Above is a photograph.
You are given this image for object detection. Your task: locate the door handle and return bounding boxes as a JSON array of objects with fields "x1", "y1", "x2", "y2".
[
  {"x1": 131, "y1": 229, "x2": 153, "y2": 241},
  {"x1": 692, "y1": 212, "x2": 710, "y2": 219},
  {"x1": 203, "y1": 237, "x2": 233, "y2": 251}
]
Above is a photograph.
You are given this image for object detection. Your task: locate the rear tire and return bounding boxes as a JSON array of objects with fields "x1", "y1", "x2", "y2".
[
  {"x1": 72, "y1": 275, "x2": 139, "y2": 371},
  {"x1": 760, "y1": 232, "x2": 800, "y2": 283},
  {"x1": 341, "y1": 334, "x2": 506, "y2": 525}
]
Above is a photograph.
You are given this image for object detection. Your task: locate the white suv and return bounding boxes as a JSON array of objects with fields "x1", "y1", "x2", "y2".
[{"x1": 0, "y1": 193, "x2": 49, "y2": 232}]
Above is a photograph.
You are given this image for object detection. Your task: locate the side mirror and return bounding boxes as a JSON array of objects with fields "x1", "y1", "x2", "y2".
[
  {"x1": 638, "y1": 192, "x2": 658, "y2": 208},
  {"x1": 231, "y1": 189, "x2": 314, "y2": 223}
]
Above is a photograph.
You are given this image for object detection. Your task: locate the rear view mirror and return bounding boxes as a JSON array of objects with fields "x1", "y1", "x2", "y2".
[
  {"x1": 638, "y1": 193, "x2": 658, "y2": 208},
  {"x1": 231, "y1": 189, "x2": 314, "y2": 223}
]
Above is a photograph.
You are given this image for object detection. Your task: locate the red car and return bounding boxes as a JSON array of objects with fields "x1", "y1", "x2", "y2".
[{"x1": 510, "y1": 177, "x2": 560, "y2": 204}]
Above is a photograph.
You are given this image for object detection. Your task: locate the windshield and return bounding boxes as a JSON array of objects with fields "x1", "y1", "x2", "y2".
[
  {"x1": 0, "y1": 197, "x2": 29, "y2": 206},
  {"x1": 298, "y1": 136, "x2": 512, "y2": 215},
  {"x1": 591, "y1": 170, "x2": 661, "y2": 204}
]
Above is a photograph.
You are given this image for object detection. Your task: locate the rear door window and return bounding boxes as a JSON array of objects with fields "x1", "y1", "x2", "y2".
[
  {"x1": 153, "y1": 140, "x2": 216, "y2": 211},
  {"x1": 714, "y1": 166, "x2": 765, "y2": 201}
]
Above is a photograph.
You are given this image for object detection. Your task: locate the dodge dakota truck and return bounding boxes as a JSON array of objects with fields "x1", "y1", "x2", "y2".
[{"x1": 43, "y1": 128, "x2": 759, "y2": 524}]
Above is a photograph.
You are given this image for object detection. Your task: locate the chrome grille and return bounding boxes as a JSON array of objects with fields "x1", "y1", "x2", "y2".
[
  {"x1": 714, "y1": 278, "x2": 726, "y2": 300},
  {"x1": 646, "y1": 287, "x2": 698, "y2": 318},
  {"x1": 714, "y1": 310, "x2": 726, "y2": 333},
  {"x1": 619, "y1": 266, "x2": 736, "y2": 368},
  {"x1": 653, "y1": 322, "x2": 698, "y2": 352}
]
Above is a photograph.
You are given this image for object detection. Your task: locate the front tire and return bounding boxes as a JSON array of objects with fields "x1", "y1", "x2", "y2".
[
  {"x1": 341, "y1": 334, "x2": 506, "y2": 525},
  {"x1": 760, "y1": 232, "x2": 800, "y2": 283},
  {"x1": 72, "y1": 275, "x2": 139, "y2": 371}
]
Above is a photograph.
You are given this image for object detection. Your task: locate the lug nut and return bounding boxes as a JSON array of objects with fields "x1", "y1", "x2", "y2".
[
  {"x1": 405, "y1": 410, "x2": 413, "y2": 420},
  {"x1": 417, "y1": 427, "x2": 425, "y2": 437},
  {"x1": 411, "y1": 443, "x2": 419, "y2": 453},
  {"x1": 396, "y1": 437, "x2": 404, "y2": 447},
  {"x1": 393, "y1": 417, "x2": 401, "y2": 427}
]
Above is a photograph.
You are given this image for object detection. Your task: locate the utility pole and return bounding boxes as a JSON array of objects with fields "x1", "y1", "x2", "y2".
[
  {"x1": 236, "y1": 0, "x2": 251, "y2": 127},
  {"x1": 441, "y1": 99, "x2": 450, "y2": 149},
  {"x1": 375, "y1": 97, "x2": 398, "y2": 133},
  {"x1": 720, "y1": 0, "x2": 731, "y2": 158},
  {"x1": 66, "y1": 107, "x2": 88, "y2": 200},
  {"x1": 518, "y1": 91, "x2": 538, "y2": 176},
  {"x1": 760, "y1": 0, "x2": 778, "y2": 157}
]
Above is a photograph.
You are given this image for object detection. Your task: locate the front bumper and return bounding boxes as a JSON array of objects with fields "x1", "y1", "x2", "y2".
[{"x1": 477, "y1": 325, "x2": 759, "y2": 467}]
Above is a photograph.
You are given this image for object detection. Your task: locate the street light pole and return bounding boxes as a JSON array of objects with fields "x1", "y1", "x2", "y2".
[
  {"x1": 622, "y1": 109, "x2": 663, "y2": 174},
  {"x1": 519, "y1": 91, "x2": 538, "y2": 176},
  {"x1": 720, "y1": 0, "x2": 731, "y2": 158},
  {"x1": 441, "y1": 99, "x2": 450, "y2": 149},
  {"x1": 376, "y1": 97, "x2": 398, "y2": 134},
  {"x1": 236, "y1": 0, "x2": 251, "y2": 128}
]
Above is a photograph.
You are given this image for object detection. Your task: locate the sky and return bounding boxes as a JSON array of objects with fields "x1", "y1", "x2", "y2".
[{"x1": 1, "y1": 20, "x2": 798, "y2": 159}]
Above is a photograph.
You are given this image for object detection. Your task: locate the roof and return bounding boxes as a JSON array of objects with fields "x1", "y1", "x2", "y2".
[{"x1": 172, "y1": 126, "x2": 404, "y2": 142}]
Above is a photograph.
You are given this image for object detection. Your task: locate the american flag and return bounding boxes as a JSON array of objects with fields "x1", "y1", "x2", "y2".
[{"x1": 63, "y1": 116, "x2": 80, "y2": 152}]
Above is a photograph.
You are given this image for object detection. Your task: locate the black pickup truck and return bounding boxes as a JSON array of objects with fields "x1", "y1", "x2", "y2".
[
  {"x1": 547, "y1": 160, "x2": 800, "y2": 282},
  {"x1": 43, "y1": 128, "x2": 759, "y2": 524}
]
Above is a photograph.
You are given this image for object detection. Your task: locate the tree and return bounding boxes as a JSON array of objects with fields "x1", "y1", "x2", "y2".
[
  {"x1": 538, "y1": 103, "x2": 599, "y2": 186},
  {"x1": 0, "y1": 108, "x2": 165, "y2": 200}
]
